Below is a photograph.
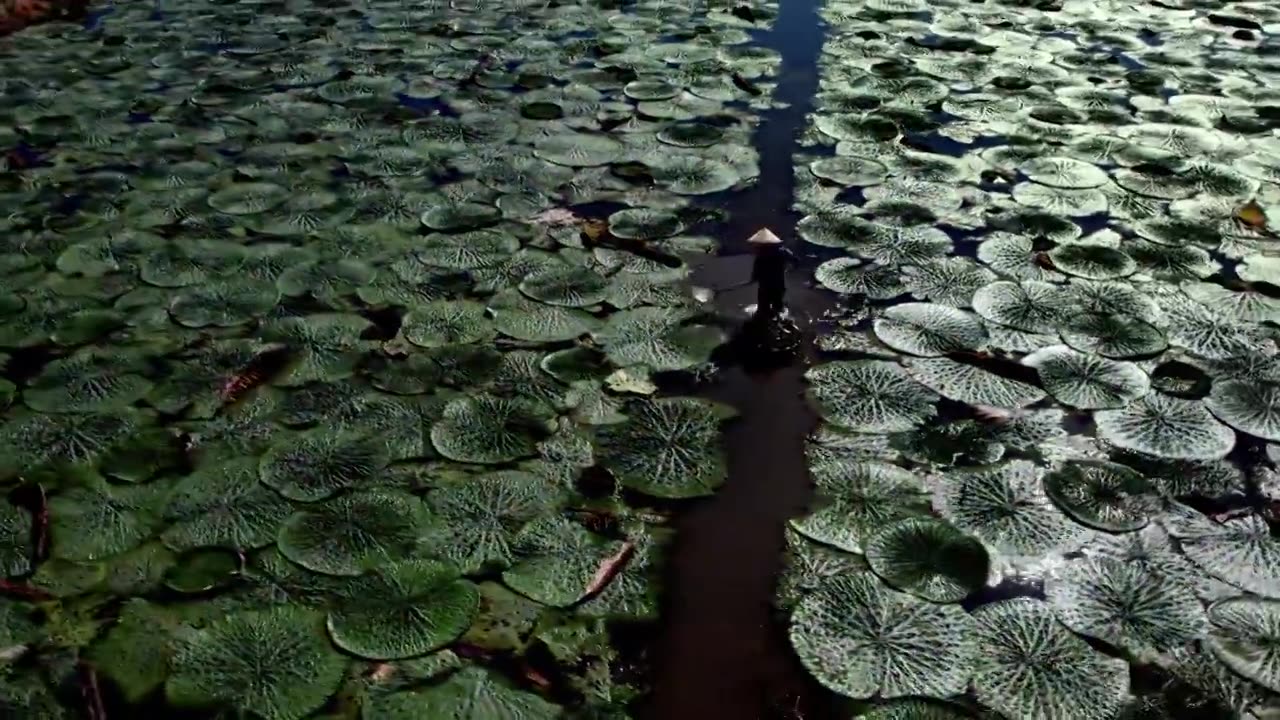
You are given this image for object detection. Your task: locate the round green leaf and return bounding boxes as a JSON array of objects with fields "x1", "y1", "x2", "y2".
[
  {"x1": 591, "y1": 307, "x2": 724, "y2": 371},
  {"x1": 788, "y1": 574, "x2": 976, "y2": 699},
  {"x1": 806, "y1": 361, "x2": 938, "y2": 433},
  {"x1": 873, "y1": 303, "x2": 987, "y2": 357},
  {"x1": 1206, "y1": 379, "x2": 1280, "y2": 441},
  {"x1": 1021, "y1": 156, "x2": 1109, "y2": 188},
  {"x1": 423, "y1": 470, "x2": 565, "y2": 574},
  {"x1": 810, "y1": 156, "x2": 889, "y2": 186},
  {"x1": 791, "y1": 459, "x2": 931, "y2": 554},
  {"x1": 502, "y1": 515, "x2": 622, "y2": 607},
  {"x1": 595, "y1": 397, "x2": 732, "y2": 499},
  {"x1": 1207, "y1": 597, "x2": 1280, "y2": 693},
  {"x1": 430, "y1": 394, "x2": 554, "y2": 465},
  {"x1": 328, "y1": 559, "x2": 478, "y2": 660},
  {"x1": 1047, "y1": 244, "x2": 1136, "y2": 280},
  {"x1": 973, "y1": 280, "x2": 1071, "y2": 334},
  {"x1": 865, "y1": 518, "x2": 989, "y2": 603},
  {"x1": 518, "y1": 265, "x2": 609, "y2": 308},
  {"x1": 163, "y1": 458, "x2": 293, "y2": 551},
  {"x1": 936, "y1": 461, "x2": 1086, "y2": 560},
  {"x1": 852, "y1": 700, "x2": 975, "y2": 720},
  {"x1": 401, "y1": 301, "x2": 494, "y2": 348},
  {"x1": 607, "y1": 208, "x2": 685, "y2": 240},
  {"x1": 815, "y1": 258, "x2": 906, "y2": 299},
  {"x1": 1023, "y1": 345, "x2": 1151, "y2": 409},
  {"x1": 488, "y1": 290, "x2": 600, "y2": 342},
  {"x1": 166, "y1": 606, "x2": 346, "y2": 720},
  {"x1": 361, "y1": 666, "x2": 560, "y2": 720},
  {"x1": 1094, "y1": 393, "x2": 1235, "y2": 461},
  {"x1": 169, "y1": 279, "x2": 280, "y2": 328},
  {"x1": 24, "y1": 350, "x2": 152, "y2": 414},
  {"x1": 1043, "y1": 460, "x2": 1154, "y2": 532},
  {"x1": 259, "y1": 430, "x2": 390, "y2": 502},
  {"x1": 0, "y1": 503, "x2": 31, "y2": 577},
  {"x1": 50, "y1": 478, "x2": 167, "y2": 562},
  {"x1": 534, "y1": 133, "x2": 624, "y2": 167},
  {"x1": 652, "y1": 155, "x2": 740, "y2": 195},
  {"x1": 278, "y1": 491, "x2": 435, "y2": 576},
  {"x1": 905, "y1": 357, "x2": 1045, "y2": 409},
  {"x1": 1048, "y1": 558, "x2": 1206, "y2": 655},
  {"x1": 971, "y1": 599, "x2": 1129, "y2": 720},
  {"x1": 207, "y1": 182, "x2": 289, "y2": 215},
  {"x1": 1178, "y1": 515, "x2": 1280, "y2": 598}
]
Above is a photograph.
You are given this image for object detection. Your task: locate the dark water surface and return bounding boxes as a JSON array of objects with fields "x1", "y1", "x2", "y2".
[{"x1": 644, "y1": 0, "x2": 840, "y2": 717}]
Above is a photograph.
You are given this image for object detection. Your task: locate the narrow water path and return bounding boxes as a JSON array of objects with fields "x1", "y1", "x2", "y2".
[{"x1": 644, "y1": 0, "x2": 829, "y2": 717}]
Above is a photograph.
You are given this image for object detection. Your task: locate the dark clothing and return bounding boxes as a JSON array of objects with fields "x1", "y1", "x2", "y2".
[
  {"x1": 708, "y1": 243, "x2": 801, "y2": 374},
  {"x1": 750, "y1": 246, "x2": 793, "y2": 316}
]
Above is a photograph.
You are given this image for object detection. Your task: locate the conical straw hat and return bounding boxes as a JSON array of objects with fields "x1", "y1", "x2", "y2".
[{"x1": 747, "y1": 227, "x2": 782, "y2": 245}]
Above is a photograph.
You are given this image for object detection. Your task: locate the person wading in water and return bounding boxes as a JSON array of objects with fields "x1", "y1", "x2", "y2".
[
  {"x1": 747, "y1": 227, "x2": 792, "y2": 317},
  {"x1": 716, "y1": 227, "x2": 801, "y2": 373}
]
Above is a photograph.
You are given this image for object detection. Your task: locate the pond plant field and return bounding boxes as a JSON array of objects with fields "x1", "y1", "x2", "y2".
[{"x1": 2, "y1": 0, "x2": 1280, "y2": 718}]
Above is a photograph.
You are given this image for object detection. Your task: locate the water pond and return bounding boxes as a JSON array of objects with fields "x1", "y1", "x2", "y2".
[{"x1": 1, "y1": 0, "x2": 1279, "y2": 718}]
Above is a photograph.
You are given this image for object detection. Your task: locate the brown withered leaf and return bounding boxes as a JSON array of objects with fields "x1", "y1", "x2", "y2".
[
  {"x1": 1237, "y1": 199, "x2": 1269, "y2": 232},
  {"x1": 580, "y1": 218, "x2": 608, "y2": 243},
  {"x1": 582, "y1": 540, "x2": 636, "y2": 599}
]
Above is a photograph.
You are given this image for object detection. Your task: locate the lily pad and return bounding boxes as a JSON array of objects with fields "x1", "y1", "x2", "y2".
[
  {"x1": 788, "y1": 574, "x2": 976, "y2": 699},
  {"x1": 519, "y1": 265, "x2": 610, "y2": 308},
  {"x1": 607, "y1": 208, "x2": 685, "y2": 240},
  {"x1": 1094, "y1": 393, "x2": 1235, "y2": 461},
  {"x1": 973, "y1": 280, "x2": 1071, "y2": 334},
  {"x1": 362, "y1": 666, "x2": 560, "y2": 720},
  {"x1": 23, "y1": 350, "x2": 152, "y2": 414},
  {"x1": 873, "y1": 303, "x2": 988, "y2": 357},
  {"x1": 594, "y1": 397, "x2": 733, "y2": 499},
  {"x1": 905, "y1": 357, "x2": 1045, "y2": 409},
  {"x1": 50, "y1": 477, "x2": 167, "y2": 562},
  {"x1": 401, "y1": 301, "x2": 494, "y2": 348},
  {"x1": 1047, "y1": 244, "x2": 1136, "y2": 280},
  {"x1": 502, "y1": 515, "x2": 622, "y2": 607},
  {"x1": 936, "y1": 461, "x2": 1086, "y2": 561},
  {"x1": 1206, "y1": 597, "x2": 1280, "y2": 693},
  {"x1": 488, "y1": 290, "x2": 600, "y2": 342},
  {"x1": 259, "y1": 430, "x2": 390, "y2": 502},
  {"x1": 422, "y1": 471, "x2": 565, "y2": 574},
  {"x1": 1043, "y1": 460, "x2": 1154, "y2": 532},
  {"x1": 430, "y1": 394, "x2": 555, "y2": 465},
  {"x1": 865, "y1": 518, "x2": 989, "y2": 603},
  {"x1": 791, "y1": 459, "x2": 931, "y2": 554},
  {"x1": 278, "y1": 491, "x2": 435, "y2": 576},
  {"x1": 534, "y1": 133, "x2": 624, "y2": 167},
  {"x1": 167, "y1": 606, "x2": 346, "y2": 720},
  {"x1": 816, "y1": 258, "x2": 907, "y2": 299},
  {"x1": 806, "y1": 361, "x2": 938, "y2": 433},
  {"x1": 164, "y1": 458, "x2": 293, "y2": 551},
  {"x1": 591, "y1": 307, "x2": 723, "y2": 372},
  {"x1": 1177, "y1": 515, "x2": 1280, "y2": 598},
  {"x1": 971, "y1": 599, "x2": 1130, "y2": 720},
  {"x1": 1206, "y1": 379, "x2": 1280, "y2": 441},
  {"x1": 328, "y1": 560, "x2": 477, "y2": 660},
  {"x1": 0, "y1": 503, "x2": 31, "y2": 577}
]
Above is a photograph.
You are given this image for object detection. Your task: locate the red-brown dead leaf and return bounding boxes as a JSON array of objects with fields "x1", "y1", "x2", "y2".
[
  {"x1": 0, "y1": 579, "x2": 52, "y2": 602},
  {"x1": 218, "y1": 343, "x2": 292, "y2": 407},
  {"x1": 523, "y1": 666, "x2": 552, "y2": 691},
  {"x1": 32, "y1": 483, "x2": 48, "y2": 563},
  {"x1": 77, "y1": 661, "x2": 107, "y2": 720},
  {"x1": 583, "y1": 540, "x2": 636, "y2": 599}
]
